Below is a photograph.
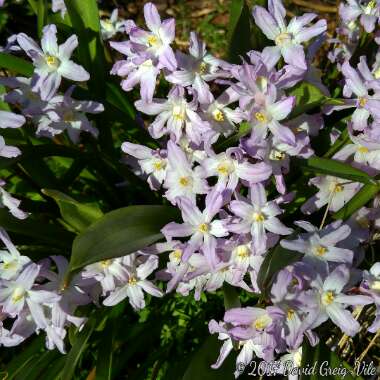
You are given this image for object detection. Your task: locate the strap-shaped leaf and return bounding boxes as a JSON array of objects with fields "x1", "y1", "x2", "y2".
[
  {"x1": 64, "y1": 0, "x2": 106, "y2": 97},
  {"x1": 42, "y1": 189, "x2": 103, "y2": 233},
  {"x1": 69, "y1": 205, "x2": 179, "y2": 271},
  {"x1": 0, "y1": 209, "x2": 75, "y2": 249},
  {"x1": 0, "y1": 52, "x2": 33, "y2": 76},
  {"x1": 294, "y1": 156, "x2": 374, "y2": 184}
]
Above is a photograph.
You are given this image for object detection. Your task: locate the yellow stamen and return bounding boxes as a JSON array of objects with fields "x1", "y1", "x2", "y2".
[
  {"x1": 11, "y1": 287, "x2": 25, "y2": 303},
  {"x1": 254, "y1": 112, "x2": 267, "y2": 123},
  {"x1": 179, "y1": 176, "x2": 190, "y2": 187},
  {"x1": 322, "y1": 291, "x2": 335, "y2": 305},
  {"x1": 358, "y1": 146, "x2": 369, "y2": 153},
  {"x1": 2, "y1": 261, "x2": 16, "y2": 270},
  {"x1": 198, "y1": 223, "x2": 209, "y2": 233},
  {"x1": 153, "y1": 160, "x2": 165, "y2": 171},
  {"x1": 128, "y1": 276, "x2": 138, "y2": 285},
  {"x1": 172, "y1": 105, "x2": 185, "y2": 121},
  {"x1": 275, "y1": 32, "x2": 292, "y2": 46},
  {"x1": 172, "y1": 249, "x2": 182, "y2": 261},
  {"x1": 252, "y1": 212, "x2": 265, "y2": 222},
  {"x1": 253, "y1": 314, "x2": 272, "y2": 330},
  {"x1": 198, "y1": 62, "x2": 207, "y2": 75},
  {"x1": 147, "y1": 35, "x2": 158, "y2": 46},
  {"x1": 213, "y1": 109, "x2": 225, "y2": 122},
  {"x1": 100, "y1": 260, "x2": 111, "y2": 268},
  {"x1": 287, "y1": 309, "x2": 295, "y2": 320},
  {"x1": 314, "y1": 245, "x2": 327, "y2": 257},
  {"x1": 358, "y1": 97, "x2": 367, "y2": 107},
  {"x1": 234, "y1": 245, "x2": 250, "y2": 258},
  {"x1": 45, "y1": 55, "x2": 59, "y2": 67}
]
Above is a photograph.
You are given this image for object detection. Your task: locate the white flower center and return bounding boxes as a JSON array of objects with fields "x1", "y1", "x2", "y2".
[
  {"x1": 45, "y1": 55, "x2": 60, "y2": 70},
  {"x1": 253, "y1": 314, "x2": 272, "y2": 330},
  {"x1": 322, "y1": 291, "x2": 335, "y2": 306},
  {"x1": 275, "y1": 32, "x2": 292, "y2": 46}
]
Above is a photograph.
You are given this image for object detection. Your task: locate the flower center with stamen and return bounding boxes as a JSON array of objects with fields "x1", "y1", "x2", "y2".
[
  {"x1": 252, "y1": 212, "x2": 265, "y2": 222},
  {"x1": 253, "y1": 314, "x2": 272, "y2": 330},
  {"x1": 171, "y1": 249, "x2": 182, "y2": 261},
  {"x1": 294, "y1": 350, "x2": 302, "y2": 367},
  {"x1": 63, "y1": 110, "x2": 74, "y2": 122},
  {"x1": 179, "y1": 176, "x2": 191, "y2": 187},
  {"x1": 212, "y1": 109, "x2": 225, "y2": 122},
  {"x1": 153, "y1": 160, "x2": 165, "y2": 171},
  {"x1": 217, "y1": 161, "x2": 232, "y2": 175},
  {"x1": 198, "y1": 223, "x2": 209, "y2": 233},
  {"x1": 329, "y1": 182, "x2": 344, "y2": 193},
  {"x1": 128, "y1": 276, "x2": 137, "y2": 285},
  {"x1": 358, "y1": 146, "x2": 369, "y2": 153},
  {"x1": 234, "y1": 244, "x2": 250, "y2": 259},
  {"x1": 198, "y1": 62, "x2": 208, "y2": 75},
  {"x1": 147, "y1": 35, "x2": 158, "y2": 46},
  {"x1": 275, "y1": 32, "x2": 292, "y2": 46},
  {"x1": 100, "y1": 259, "x2": 111, "y2": 268},
  {"x1": 172, "y1": 105, "x2": 185, "y2": 121},
  {"x1": 11, "y1": 287, "x2": 25, "y2": 303},
  {"x1": 254, "y1": 112, "x2": 267, "y2": 123},
  {"x1": 358, "y1": 97, "x2": 367, "y2": 107},
  {"x1": 269, "y1": 149, "x2": 285, "y2": 161},
  {"x1": 364, "y1": 0, "x2": 377, "y2": 13},
  {"x1": 287, "y1": 309, "x2": 295, "y2": 320},
  {"x1": 142, "y1": 59, "x2": 153, "y2": 68},
  {"x1": 45, "y1": 55, "x2": 60, "y2": 69},
  {"x1": 374, "y1": 67, "x2": 380, "y2": 79},
  {"x1": 2, "y1": 261, "x2": 16, "y2": 270},
  {"x1": 314, "y1": 245, "x2": 327, "y2": 257},
  {"x1": 322, "y1": 291, "x2": 335, "y2": 305}
]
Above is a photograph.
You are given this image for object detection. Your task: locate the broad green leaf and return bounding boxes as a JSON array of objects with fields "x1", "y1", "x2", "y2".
[
  {"x1": 42, "y1": 189, "x2": 103, "y2": 233},
  {"x1": 257, "y1": 244, "x2": 302, "y2": 298},
  {"x1": 0, "y1": 209, "x2": 75, "y2": 248},
  {"x1": 228, "y1": 0, "x2": 252, "y2": 62},
  {"x1": 333, "y1": 182, "x2": 380, "y2": 220},
  {"x1": 64, "y1": 0, "x2": 106, "y2": 98},
  {"x1": 61, "y1": 314, "x2": 98, "y2": 380},
  {"x1": 0, "y1": 52, "x2": 34, "y2": 76},
  {"x1": 301, "y1": 341, "x2": 363, "y2": 380},
  {"x1": 69, "y1": 205, "x2": 179, "y2": 271},
  {"x1": 288, "y1": 82, "x2": 327, "y2": 118},
  {"x1": 182, "y1": 336, "x2": 236, "y2": 380},
  {"x1": 294, "y1": 156, "x2": 374, "y2": 184}
]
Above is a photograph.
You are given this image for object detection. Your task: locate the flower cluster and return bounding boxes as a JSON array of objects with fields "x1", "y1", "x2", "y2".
[{"x1": 0, "y1": 1, "x2": 380, "y2": 378}]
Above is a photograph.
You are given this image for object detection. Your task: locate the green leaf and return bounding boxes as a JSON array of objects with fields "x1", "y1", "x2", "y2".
[
  {"x1": 37, "y1": 0, "x2": 48, "y2": 37},
  {"x1": 95, "y1": 319, "x2": 115, "y2": 380},
  {"x1": 293, "y1": 156, "x2": 374, "y2": 184},
  {"x1": 182, "y1": 336, "x2": 236, "y2": 380},
  {"x1": 333, "y1": 182, "x2": 380, "y2": 221},
  {"x1": 0, "y1": 209, "x2": 75, "y2": 249},
  {"x1": 105, "y1": 82, "x2": 135, "y2": 121},
  {"x1": 64, "y1": 0, "x2": 106, "y2": 98},
  {"x1": 69, "y1": 205, "x2": 179, "y2": 271},
  {"x1": 215, "y1": 122, "x2": 251, "y2": 153},
  {"x1": 42, "y1": 189, "x2": 103, "y2": 233},
  {"x1": 301, "y1": 340, "x2": 363, "y2": 380},
  {"x1": 257, "y1": 244, "x2": 302, "y2": 298},
  {"x1": 61, "y1": 314, "x2": 98, "y2": 380},
  {"x1": 223, "y1": 283, "x2": 241, "y2": 310},
  {"x1": 228, "y1": 0, "x2": 252, "y2": 62},
  {"x1": 0, "y1": 52, "x2": 34, "y2": 76},
  {"x1": 288, "y1": 82, "x2": 327, "y2": 118}
]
